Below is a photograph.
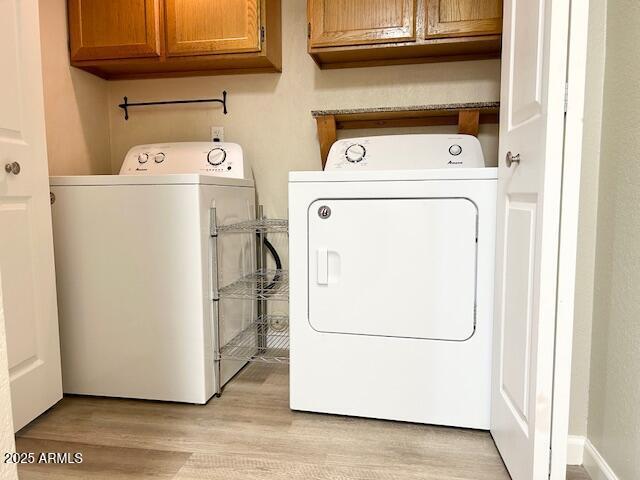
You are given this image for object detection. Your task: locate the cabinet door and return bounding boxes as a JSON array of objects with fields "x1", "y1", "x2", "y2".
[
  {"x1": 426, "y1": 0, "x2": 502, "y2": 38},
  {"x1": 308, "y1": 0, "x2": 416, "y2": 48},
  {"x1": 165, "y1": 0, "x2": 261, "y2": 56},
  {"x1": 68, "y1": 0, "x2": 161, "y2": 61}
]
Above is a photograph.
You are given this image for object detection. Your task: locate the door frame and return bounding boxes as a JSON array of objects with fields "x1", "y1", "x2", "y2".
[
  {"x1": 0, "y1": 269, "x2": 17, "y2": 479},
  {"x1": 549, "y1": 0, "x2": 591, "y2": 478}
]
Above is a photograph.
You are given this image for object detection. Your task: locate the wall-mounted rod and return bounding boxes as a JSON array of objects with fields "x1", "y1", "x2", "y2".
[{"x1": 118, "y1": 90, "x2": 228, "y2": 120}]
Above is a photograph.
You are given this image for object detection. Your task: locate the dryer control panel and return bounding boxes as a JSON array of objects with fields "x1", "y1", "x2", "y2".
[
  {"x1": 120, "y1": 142, "x2": 249, "y2": 179},
  {"x1": 325, "y1": 134, "x2": 485, "y2": 171}
]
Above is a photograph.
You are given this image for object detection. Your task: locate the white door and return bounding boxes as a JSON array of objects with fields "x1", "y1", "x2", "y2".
[
  {"x1": 308, "y1": 197, "x2": 478, "y2": 340},
  {"x1": 0, "y1": 0, "x2": 62, "y2": 431},
  {"x1": 491, "y1": 0, "x2": 573, "y2": 478}
]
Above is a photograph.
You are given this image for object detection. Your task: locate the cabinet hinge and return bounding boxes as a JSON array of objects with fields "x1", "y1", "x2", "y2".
[
  {"x1": 564, "y1": 82, "x2": 569, "y2": 113},
  {"x1": 307, "y1": 22, "x2": 311, "y2": 39},
  {"x1": 260, "y1": 26, "x2": 265, "y2": 43}
]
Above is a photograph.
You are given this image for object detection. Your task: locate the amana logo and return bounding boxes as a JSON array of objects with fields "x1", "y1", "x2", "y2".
[{"x1": 448, "y1": 160, "x2": 463, "y2": 165}]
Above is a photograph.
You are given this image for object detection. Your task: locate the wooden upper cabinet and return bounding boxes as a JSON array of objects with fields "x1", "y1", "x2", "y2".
[
  {"x1": 308, "y1": 0, "x2": 416, "y2": 48},
  {"x1": 68, "y1": 0, "x2": 161, "y2": 61},
  {"x1": 307, "y1": 0, "x2": 502, "y2": 69},
  {"x1": 426, "y1": 0, "x2": 502, "y2": 38},
  {"x1": 67, "y1": 0, "x2": 281, "y2": 79},
  {"x1": 165, "y1": 0, "x2": 261, "y2": 56}
]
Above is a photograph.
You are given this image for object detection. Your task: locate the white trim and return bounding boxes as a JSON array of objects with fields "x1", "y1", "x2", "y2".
[
  {"x1": 566, "y1": 435, "x2": 585, "y2": 465},
  {"x1": 583, "y1": 439, "x2": 620, "y2": 480},
  {"x1": 549, "y1": 0, "x2": 591, "y2": 477}
]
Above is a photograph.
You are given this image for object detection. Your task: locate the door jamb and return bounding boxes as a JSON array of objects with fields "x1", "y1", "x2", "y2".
[{"x1": 549, "y1": 0, "x2": 591, "y2": 478}]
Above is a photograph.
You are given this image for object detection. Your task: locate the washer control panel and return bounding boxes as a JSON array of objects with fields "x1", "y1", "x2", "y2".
[
  {"x1": 120, "y1": 142, "x2": 248, "y2": 179},
  {"x1": 325, "y1": 134, "x2": 485, "y2": 171}
]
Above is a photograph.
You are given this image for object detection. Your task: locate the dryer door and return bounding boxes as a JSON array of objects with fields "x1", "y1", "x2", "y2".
[{"x1": 308, "y1": 198, "x2": 478, "y2": 341}]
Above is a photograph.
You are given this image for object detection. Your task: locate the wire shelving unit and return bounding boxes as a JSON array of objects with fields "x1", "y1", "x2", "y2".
[
  {"x1": 211, "y1": 205, "x2": 289, "y2": 395},
  {"x1": 218, "y1": 269, "x2": 289, "y2": 301},
  {"x1": 216, "y1": 218, "x2": 289, "y2": 234},
  {"x1": 218, "y1": 314, "x2": 289, "y2": 364}
]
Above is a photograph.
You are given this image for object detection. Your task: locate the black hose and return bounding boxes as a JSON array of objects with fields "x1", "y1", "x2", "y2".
[{"x1": 257, "y1": 234, "x2": 282, "y2": 291}]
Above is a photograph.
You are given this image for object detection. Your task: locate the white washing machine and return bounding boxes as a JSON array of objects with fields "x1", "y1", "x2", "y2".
[
  {"x1": 50, "y1": 142, "x2": 255, "y2": 404},
  {"x1": 289, "y1": 134, "x2": 497, "y2": 429}
]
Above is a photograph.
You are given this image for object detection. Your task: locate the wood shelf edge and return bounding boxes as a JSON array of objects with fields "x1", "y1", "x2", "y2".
[
  {"x1": 315, "y1": 115, "x2": 337, "y2": 169},
  {"x1": 312, "y1": 103, "x2": 499, "y2": 167}
]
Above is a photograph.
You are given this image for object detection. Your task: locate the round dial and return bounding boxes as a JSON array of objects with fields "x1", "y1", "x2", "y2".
[
  {"x1": 154, "y1": 152, "x2": 165, "y2": 163},
  {"x1": 137, "y1": 153, "x2": 149, "y2": 164},
  {"x1": 345, "y1": 144, "x2": 366, "y2": 163},
  {"x1": 207, "y1": 148, "x2": 227, "y2": 166},
  {"x1": 449, "y1": 144, "x2": 463, "y2": 156}
]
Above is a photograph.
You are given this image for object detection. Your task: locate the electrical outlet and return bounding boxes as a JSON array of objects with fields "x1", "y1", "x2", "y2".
[{"x1": 210, "y1": 126, "x2": 224, "y2": 142}]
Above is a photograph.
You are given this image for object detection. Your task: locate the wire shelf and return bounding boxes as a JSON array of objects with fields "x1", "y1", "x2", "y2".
[
  {"x1": 218, "y1": 269, "x2": 289, "y2": 301},
  {"x1": 218, "y1": 314, "x2": 289, "y2": 364},
  {"x1": 217, "y1": 218, "x2": 288, "y2": 234}
]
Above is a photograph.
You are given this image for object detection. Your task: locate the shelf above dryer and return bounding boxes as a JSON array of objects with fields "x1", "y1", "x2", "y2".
[{"x1": 312, "y1": 102, "x2": 500, "y2": 168}]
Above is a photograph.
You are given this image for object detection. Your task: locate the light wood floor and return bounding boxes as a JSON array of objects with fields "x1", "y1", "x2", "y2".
[{"x1": 16, "y1": 364, "x2": 590, "y2": 479}]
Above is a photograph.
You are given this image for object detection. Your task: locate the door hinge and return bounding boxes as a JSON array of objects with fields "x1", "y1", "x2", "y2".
[
  {"x1": 307, "y1": 22, "x2": 311, "y2": 39},
  {"x1": 260, "y1": 26, "x2": 265, "y2": 43},
  {"x1": 564, "y1": 82, "x2": 569, "y2": 113}
]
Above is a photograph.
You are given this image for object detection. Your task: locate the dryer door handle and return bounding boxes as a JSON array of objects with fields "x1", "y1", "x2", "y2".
[{"x1": 317, "y1": 248, "x2": 328, "y2": 285}]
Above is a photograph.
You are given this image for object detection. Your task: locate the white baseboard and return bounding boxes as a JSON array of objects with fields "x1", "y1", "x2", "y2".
[
  {"x1": 583, "y1": 439, "x2": 619, "y2": 480},
  {"x1": 567, "y1": 435, "x2": 585, "y2": 465}
]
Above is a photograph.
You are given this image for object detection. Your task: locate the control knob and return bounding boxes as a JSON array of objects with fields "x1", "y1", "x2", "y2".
[
  {"x1": 137, "y1": 153, "x2": 149, "y2": 164},
  {"x1": 449, "y1": 144, "x2": 463, "y2": 156},
  {"x1": 154, "y1": 152, "x2": 165, "y2": 163},
  {"x1": 345, "y1": 144, "x2": 366, "y2": 163},
  {"x1": 207, "y1": 147, "x2": 226, "y2": 166}
]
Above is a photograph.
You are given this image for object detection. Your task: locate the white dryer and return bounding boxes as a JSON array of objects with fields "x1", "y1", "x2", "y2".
[
  {"x1": 50, "y1": 142, "x2": 255, "y2": 403},
  {"x1": 289, "y1": 134, "x2": 497, "y2": 429}
]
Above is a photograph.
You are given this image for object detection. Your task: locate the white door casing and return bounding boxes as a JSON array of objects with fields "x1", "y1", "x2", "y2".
[
  {"x1": 0, "y1": 273, "x2": 18, "y2": 479},
  {"x1": 549, "y1": 0, "x2": 590, "y2": 477},
  {"x1": 491, "y1": 0, "x2": 572, "y2": 478},
  {"x1": 0, "y1": 0, "x2": 62, "y2": 431}
]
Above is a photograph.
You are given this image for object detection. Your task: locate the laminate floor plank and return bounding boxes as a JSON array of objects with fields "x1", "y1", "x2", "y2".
[
  {"x1": 16, "y1": 437, "x2": 190, "y2": 479},
  {"x1": 567, "y1": 466, "x2": 591, "y2": 480},
  {"x1": 15, "y1": 364, "x2": 591, "y2": 480}
]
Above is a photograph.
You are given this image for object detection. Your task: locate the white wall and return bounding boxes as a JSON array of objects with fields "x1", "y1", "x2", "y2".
[
  {"x1": 0, "y1": 274, "x2": 18, "y2": 480},
  {"x1": 586, "y1": 0, "x2": 640, "y2": 477},
  {"x1": 106, "y1": 0, "x2": 501, "y2": 218},
  {"x1": 39, "y1": 0, "x2": 111, "y2": 175}
]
